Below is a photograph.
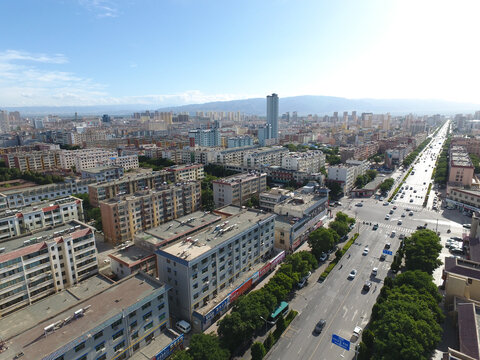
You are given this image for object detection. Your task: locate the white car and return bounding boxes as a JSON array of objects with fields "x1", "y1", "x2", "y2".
[
  {"x1": 348, "y1": 269, "x2": 357, "y2": 279},
  {"x1": 397, "y1": 220, "x2": 402, "y2": 225},
  {"x1": 363, "y1": 247, "x2": 369, "y2": 255},
  {"x1": 385, "y1": 214, "x2": 390, "y2": 220},
  {"x1": 371, "y1": 267, "x2": 378, "y2": 276}
]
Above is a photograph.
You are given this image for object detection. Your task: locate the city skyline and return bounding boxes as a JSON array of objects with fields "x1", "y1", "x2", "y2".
[{"x1": 1, "y1": 0, "x2": 480, "y2": 107}]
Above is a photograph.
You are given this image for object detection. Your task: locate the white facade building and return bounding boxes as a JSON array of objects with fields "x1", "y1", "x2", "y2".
[
  {"x1": 0, "y1": 220, "x2": 98, "y2": 317},
  {"x1": 213, "y1": 172, "x2": 267, "y2": 207},
  {"x1": 242, "y1": 146, "x2": 288, "y2": 168},
  {"x1": 281, "y1": 150, "x2": 326, "y2": 173}
]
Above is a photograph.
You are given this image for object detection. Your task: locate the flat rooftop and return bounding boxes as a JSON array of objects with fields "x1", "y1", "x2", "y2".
[
  {"x1": 451, "y1": 146, "x2": 474, "y2": 167},
  {"x1": 445, "y1": 257, "x2": 480, "y2": 280},
  {"x1": 81, "y1": 165, "x2": 123, "y2": 173},
  {"x1": 0, "y1": 195, "x2": 79, "y2": 216},
  {"x1": 0, "y1": 220, "x2": 92, "y2": 257},
  {"x1": 1, "y1": 273, "x2": 164, "y2": 360},
  {"x1": 89, "y1": 170, "x2": 167, "y2": 189},
  {"x1": 456, "y1": 300, "x2": 480, "y2": 360},
  {"x1": 0, "y1": 275, "x2": 112, "y2": 341},
  {"x1": 108, "y1": 244, "x2": 155, "y2": 267},
  {"x1": 213, "y1": 172, "x2": 265, "y2": 185},
  {"x1": 136, "y1": 211, "x2": 222, "y2": 248},
  {"x1": 0, "y1": 178, "x2": 94, "y2": 196},
  {"x1": 275, "y1": 192, "x2": 327, "y2": 213},
  {"x1": 130, "y1": 329, "x2": 180, "y2": 360},
  {"x1": 159, "y1": 208, "x2": 275, "y2": 261}
]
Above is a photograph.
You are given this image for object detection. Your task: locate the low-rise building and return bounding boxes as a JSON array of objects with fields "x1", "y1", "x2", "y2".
[
  {"x1": 166, "y1": 163, "x2": 205, "y2": 182},
  {"x1": 88, "y1": 170, "x2": 172, "y2": 207},
  {"x1": 0, "y1": 272, "x2": 181, "y2": 360},
  {"x1": 273, "y1": 185, "x2": 329, "y2": 252},
  {"x1": 443, "y1": 257, "x2": 480, "y2": 306},
  {"x1": 212, "y1": 172, "x2": 267, "y2": 207},
  {"x1": 0, "y1": 220, "x2": 98, "y2": 317},
  {"x1": 1, "y1": 150, "x2": 60, "y2": 172},
  {"x1": 0, "y1": 196, "x2": 84, "y2": 241},
  {"x1": 227, "y1": 135, "x2": 254, "y2": 148},
  {"x1": 155, "y1": 206, "x2": 277, "y2": 330},
  {"x1": 0, "y1": 178, "x2": 94, "y2": 209},
  {"x1": 100, "y1": 181, "x2": 201, "y2": 245},
  {"x1": 259, "y1": 188, "x2": 292, "y2": 212},
  {"x1": 384, "y1": 145, "x2": 411, "y2": 168},
  {"x1": 327, "y1": 160, "x2": 368, "y2": 195},
  {"x1": 447, "y1": 188, "x2": 480, "y2": 214},
  {"x1": 108, "y1": 244, "x2": 157, "y2": 279},
  {"x1": 81, "y1": 165, "x2": 125, "y2": 182},
  {"x1": 58, "y1": 148, "x2": 139, "y2": 171}
]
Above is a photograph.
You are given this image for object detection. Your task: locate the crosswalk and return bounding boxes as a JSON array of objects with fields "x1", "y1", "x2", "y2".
[{"x1": 357, "y1": 222, "x2": 414, "y2": 236}]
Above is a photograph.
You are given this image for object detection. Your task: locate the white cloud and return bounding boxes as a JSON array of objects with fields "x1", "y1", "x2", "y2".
[
  {"x1": 0, "y1": 50, "x2": 68, "y2": 64},
  {"x1": 79, "y1": 0, "x2": 119, "y2": 18}
]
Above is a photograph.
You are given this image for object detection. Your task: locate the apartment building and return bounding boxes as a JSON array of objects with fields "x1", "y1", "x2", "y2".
[
  {"x1": 81, "y1": 165, "x2": 125, "y2": 182},
  {"x1": 0, "y1": 220, "x2": 98, "y2": 317},
  {"x1": 88, "y1": 170, "x2": 172, "y2": 207},
  {"x1": 0, "y1": 178, "x2": 94, "y2": 209},
  {"x1": 443, "y1": 257, "x2": 480, "y2": 306},
  {"x1": 108, "y1": 244, "x2": 157, "y2": 279},
  {"x1": 212, "y1": 172, "x2": 267, "y2": 207},
  {"x1": 155, "y1": 206, "x2": 276, "y2": 330},
  {"x1": 340, "y1": 142, "x2": 379, "y2": 162},
  {"x1": 449, "y1": 146, "x2": 475, "y2": 186},
  {"x1": 1, "y1": 150, "x2": 60, "y2": 172},
  {"x1": 58, "y1": 148, "x2": 139, "y2": 171},
  {"x1": 188, "y1": 127, "x2": 221, "y2": 147},
  {"x1": 385, "y1": 145, "x2": 411, "y2": 168},
  {"x1": 227, "y1": 135, "x2": 254, "y2": 148},
  {"x1": 281, "y1": 150, "x2": 325, "y2": 173},
  {"x1": 166, "y1": 164, "x2": 205, "y2": 182},
  {"x1": 273, "y1": 185, "x2": 329, "y2": 252},
  {"x1": 242, "y1": 146, "x2": 288, "y2": 168},
  {"x1": 214, "y1": 146, "x2": 256, "y2": 165},
  {"x1": 100, "y1": 181, "x2": 201, "y2": 245},
  {"x1": 327, "y1": 161, "x2": 368, "y2": 195},
  {"x1": 451, "y1": 137, "x2": 480, "y2": 157},
  {"x1": 447, "y1": 188, "x2": 480, "y2": 213},
  {"x1": 0, "y1": 196, "x2": 84, "y2": 241},
  {"x1": 0, "y1": 272, "x2": 181, "y2": 360}
]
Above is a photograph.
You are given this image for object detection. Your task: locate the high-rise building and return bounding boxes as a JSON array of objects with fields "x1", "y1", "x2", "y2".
[
  {"x1": 267, "y1": 93, "x2": 279, "y2": 139},
  {"x1": 0, "y1": 110, "x2": 9, "y2": 133}
]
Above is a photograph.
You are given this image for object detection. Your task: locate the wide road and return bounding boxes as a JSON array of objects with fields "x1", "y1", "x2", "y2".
[{"x1": 266, "y1": 122, "x2": 454, "y2": 360}]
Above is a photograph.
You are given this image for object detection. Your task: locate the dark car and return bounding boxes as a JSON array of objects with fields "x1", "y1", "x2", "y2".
[
  {"x1": 314, "y1": 319, "x2": 326, "y2": 334},
  {"x1": 363, "y1": 281, "x2": 372, "y2": 292},
  {"x1": 373, "y1": 224, "x2": 379, "y2": 230}
]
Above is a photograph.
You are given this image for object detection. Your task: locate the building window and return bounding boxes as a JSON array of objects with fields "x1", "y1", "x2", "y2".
[
  {"x1": 141, "y1": 301, "x2": 151, "y2": 310},
  {"x1": 95, "y1": 342, "x2": 105, "y2": 352},
  {"x1": 144, "y1": 321, "x2": 153, "y2": 331},
  {"x1": 130, "y1": 320, "x2": 137, "y2": 329},
  {"x1": 132, "y1": 331, "x2": 139, "y2": 339},
  {"x1": 96, "y1": 355, "x2": 107, "y2": 360},
  {"x1": 114, "y1": 341, "x2": 125, "y2": 352},
  {"x1": 112, "y1": 329, "x2": 124, "y2": 340},
  {"x1": 76, "y1": 355, "x2": 87, "y2": 360},
  {"x1": 74, "y1": 342, "x2": 86, "y2": 352},
  {"x1": 143, "y1": 311, "x2": 152, "y2": 320}
]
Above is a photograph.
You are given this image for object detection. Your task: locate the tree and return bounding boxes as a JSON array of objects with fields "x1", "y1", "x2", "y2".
[
  {"x1": 264, "y1": 332, "x2": 274, "y2": 351},
  {"x1": 404, "y1": 229, "x2": 442, "y2": 275},
  {"x1": 366, "y1": 169, "x2": 377, "y2": 181},
  {"x1": 329, "y1": 220, "x2": 349, "y2": 238},
  {"x1": 218, "y1": 312, "x2": 250, "y2": 352},
  {"x1": 201, "y1": 188, "x2": 215, "y2": 211},
  {"x1": 325, "y1": 180, "x2": 343, "y2": 199},
  {"x1": 251, "y1": 342, "x2": 266, "y2": 360},
  {"x1": 275, "y1": 314, "x2": 286, "y2": 335},
  {"x1": 335, "y1": 212, "x2": 354, "y2": 224},
  {"x1": 188, "y1": 333, "x2": 230, "y2": 360},
  {"x1": 308, "y1": 227, "x2": 335, "y2": 258},
  {"x1": 327, "y1": 154, "x2": 342, "y2": 165},
  {"x1": 379, "y1": 178, "x2": 395, "y2": 193}
]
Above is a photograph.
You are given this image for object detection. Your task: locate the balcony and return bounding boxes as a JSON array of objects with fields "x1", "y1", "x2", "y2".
[
  {"x1": 0, "y1": 279, "x2": 26, "y2": 296},
  {"x1": 24, "y1": 261, "x2": 51, "y2": 275}
]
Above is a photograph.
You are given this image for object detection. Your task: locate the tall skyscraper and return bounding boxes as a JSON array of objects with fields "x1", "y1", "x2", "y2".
[{"x1": 267, "y1": 93, "x2": 279, "y2": 139}]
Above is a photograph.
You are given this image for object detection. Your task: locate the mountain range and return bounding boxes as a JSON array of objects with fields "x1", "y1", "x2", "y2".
[{"x1": 4, "y1": 95, "x2": 480, "y2": 116}]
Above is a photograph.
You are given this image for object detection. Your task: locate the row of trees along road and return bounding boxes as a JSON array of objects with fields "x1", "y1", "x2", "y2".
[{"x1": 357, "y1": 229, "x2": 444, "y2": 360}]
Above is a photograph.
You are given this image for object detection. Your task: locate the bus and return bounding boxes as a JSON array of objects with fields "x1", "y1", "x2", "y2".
[{"x1": 267, "y1": 301, "x2": 289, "y2": 325}]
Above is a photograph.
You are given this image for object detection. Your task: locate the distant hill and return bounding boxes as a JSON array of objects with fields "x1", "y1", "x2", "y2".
[
  {"x1": 4, "y1": 95, "x2": 480, "y2": 116},
  {"x1": 158, "y1": 95, "x2": 480, "y2": 116}
]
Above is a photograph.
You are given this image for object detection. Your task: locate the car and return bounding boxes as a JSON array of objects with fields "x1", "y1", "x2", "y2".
[
  {"x1": 348, "y1": 269, "x2": 357, "y2": 279},
  {"x1": 385, "y1": 214, "x2": 390, "y2": 220},
  {"x1": 410, "y1": 187, "x2": 413, "y2": 190},
  {"x1": 391, "y1": 231, "x2": 396, "y2": 237},
  {"x1": 355, "y1": 202, "x2": 363, "y2": 207},
  {"x1": 372, "y1": 223, "x2": 379, "y2": 230},
  {"x1": 399, "y1": 234, "x2": 405, "y2": 240},
  {"x1": 423, "y1": 182, "x2": 426, "y2": 185},
  {"x1": 400, "y1": 195, "x2": 405, "y2": 198},
  {"x1": 314, "y1": 319, "x2": 326, "y2": 334},
  {"x1": 409, "y1": 211, "x2": 414, "y2": 216},
  {"x1": 379, "y1": 197, "x2": 384, "y2": 201},
  {"x1": 336, "y1": 201, "x2": 343, "y2": 206},
  {"x1": 176, "y1": 320, "x2": 192, "y2": 334},
  {"x1": 463, "y1": 224, "x2": 472, "y2": 229},
  {"x1": 363, "y1": 247, "x2": 369, "y2": 255},
  {"x1": 451, "y1": 236, "x2": 462, "y2": 241},
  {"x1": 363, "y1": 281, "x2": 372, "y2": 292},
  {"x1": 385, "y1": 243, "x2": 391, "y2": 249},
  {"x1": 371, "y1": 267, "x2": 378, "y2": 276},
  {"x1": 397, "y1": 219, "x2": 403, "y2": 225},
  {"x1": 413, "y1": 190, "x2": 417, "y2": 193},
  {"x1": 383, "y1": 201, "x2": 389, "y2": 206},
  {"x1": 389, "y1": 209, "x2": 394, "y2": 214},
  {"x1": 319, "y1": 253, "x2": 328, "y2": 262},
  {"x1": 297, "y1": 277, "x2": 307, "y2": 288},
  {"x1": 401, "y1": 213, "x2": 406, "y2": 217},
  {"x1": 353, "y1": 326, "x2": 363, "y2": 340},
  {"x1": 409, "y1": 198, "x2": 414, "y2": 202},
  {"x1": 380, "y1": 254, "x2": 386, "y2": 261}
]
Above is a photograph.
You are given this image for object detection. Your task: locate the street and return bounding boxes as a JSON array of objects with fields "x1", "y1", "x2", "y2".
[{"x1": 266, "y1": 121, "x2": 460, "y2": 360}]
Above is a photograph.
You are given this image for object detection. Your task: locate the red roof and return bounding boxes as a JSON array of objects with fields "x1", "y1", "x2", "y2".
[
  {"x1": 0, "y1": 242, "x2": 47, "y2": 263},
  {"x1": 42, "y1": 205, "x2": 59, "y2": 212}
]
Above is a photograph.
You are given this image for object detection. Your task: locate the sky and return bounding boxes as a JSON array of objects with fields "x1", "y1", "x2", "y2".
[{"x1": 1, "y1": 0, "x2": 480, "y2": 107}]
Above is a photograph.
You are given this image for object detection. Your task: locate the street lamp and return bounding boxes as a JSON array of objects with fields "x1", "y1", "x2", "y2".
[{"x1": 260, "y1": 316, "x2": 268, "y2": 333}]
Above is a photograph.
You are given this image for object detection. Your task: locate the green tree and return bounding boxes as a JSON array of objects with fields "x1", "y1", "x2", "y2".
[
  {"x1": 379, "y1": 178, "x2": 395, "y2": 193},
  {"x1": 404, "y1": 230, "x2": 442, "y2": 275},
  {"x1": 201, "y1": 188, "x2": 215, "y2": 211},
  {"x1": 327, "y1": 154, "x2": 342, "y2": 165},
  {"x1": 218, "y1": 312, "x2": 250, "y2": 352},
  {"x1": 366, "y1": 169, "x2": 377, "y2": 181},
  {"x1": 275, "y1": 314, "x2": 286, "y2": 335},
  {"x1": 308, "y1": 227, "x2": 336, "y2": 258},
  {"x1": 325, "y1": 180, "x2": 343, "y2": 199},
  {"x1": 263, "y1": 331, "x2": 274, "y2": 351},
  {"x1": 188, "y1": 333, "x2": 229, "y2": 360},
  {"x1": 251, "y1": 342, "x2": 266, "y2": 360},
  {"x1": 335, "y1": 211, "x2": 354, "y2": 224},
  {"x1": 329, "y1": 220, "x2": 349, "y2": 238}
]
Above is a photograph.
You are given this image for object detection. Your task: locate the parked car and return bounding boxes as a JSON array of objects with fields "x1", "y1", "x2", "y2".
[
  {"x1": 380, "y1": 254, "x2": 386, "y2": 261},
  {"x1": 463, "y1": 224, "x2": 471, "y2": 229},
  {"x1": 319, "y1": 253, "x2": 328, "y2": 262}
]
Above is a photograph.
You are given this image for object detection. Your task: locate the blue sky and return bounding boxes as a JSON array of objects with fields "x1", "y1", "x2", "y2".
[{"x1": 1, "y1": 0, "x2": 479, "y2": 106}]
